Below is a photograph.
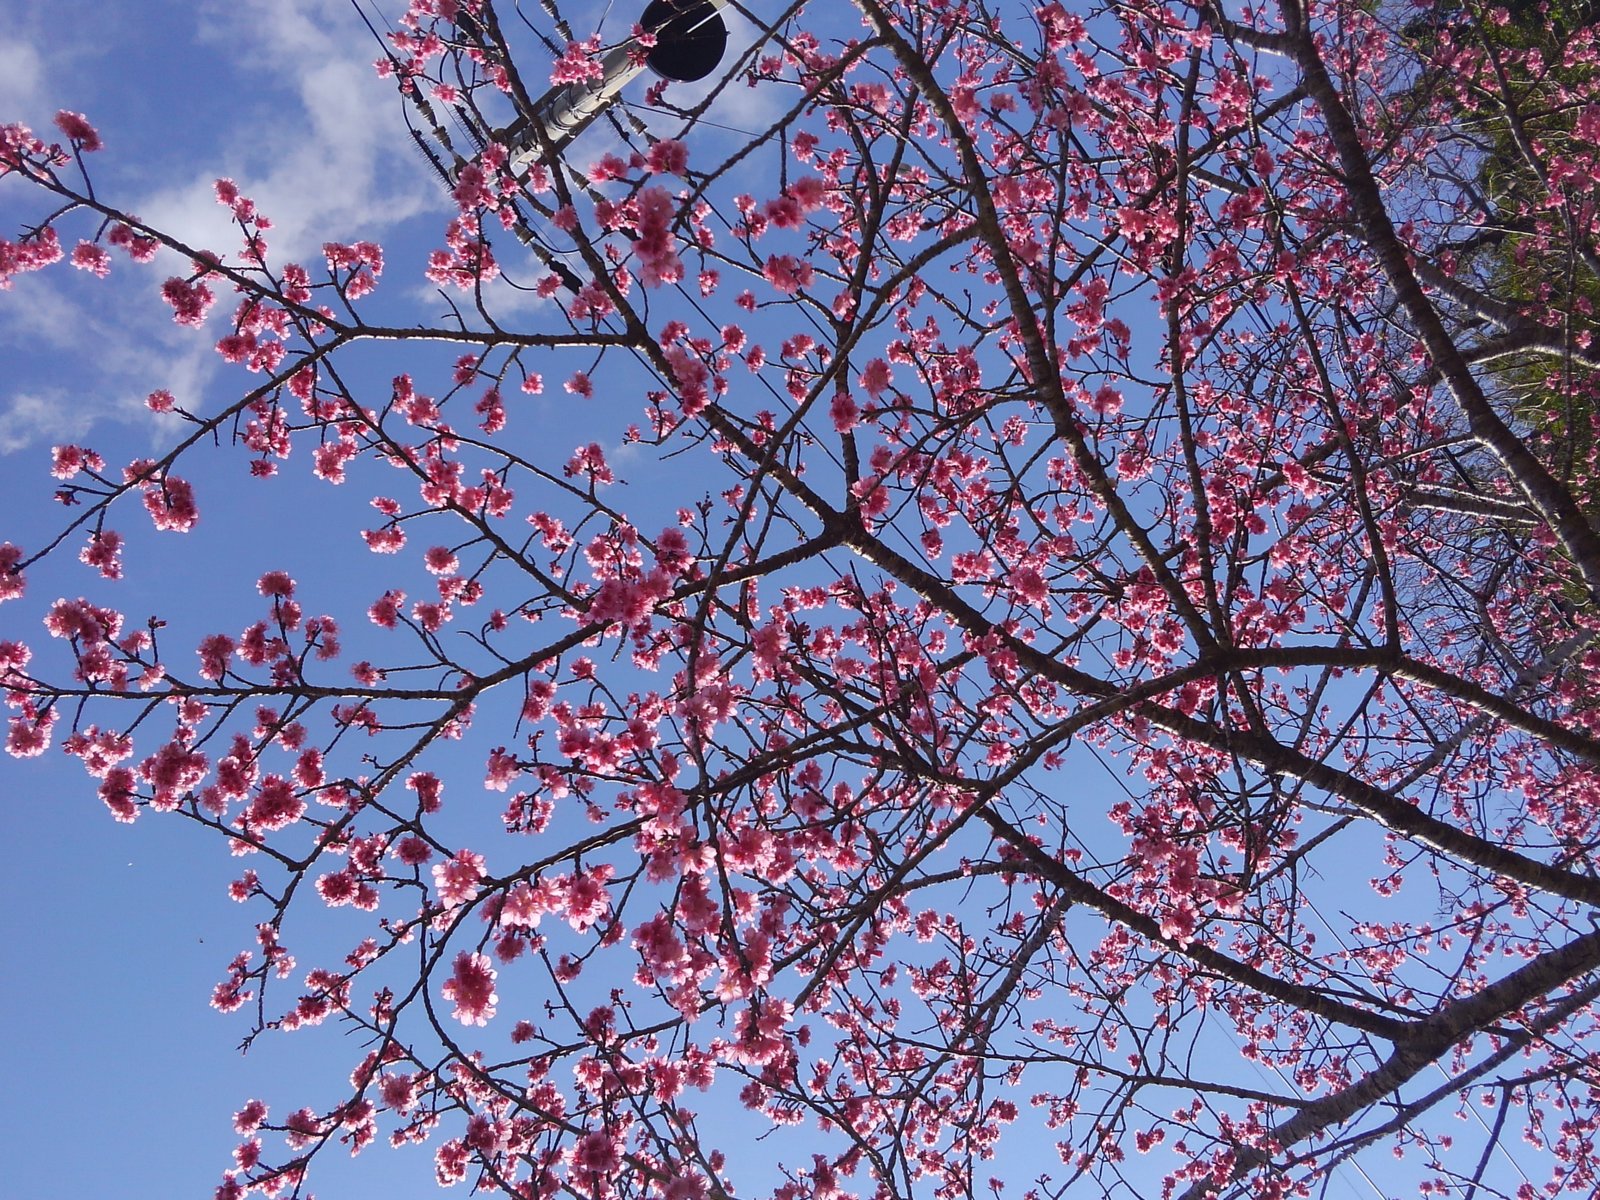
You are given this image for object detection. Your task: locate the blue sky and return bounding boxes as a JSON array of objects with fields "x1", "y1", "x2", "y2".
[
  {"x1": 0, "y1": 4, "x2": 456, "y2": 1192},
  {"x1": 0, "y1": 3, "x2": 899, "y2": 1196},
  {"x1": 0, "y1": 1, "x2": 696, "y2": 1194},
  {"x1": 0, "y1": 2, "x2": 1549, "y2": 1199}
]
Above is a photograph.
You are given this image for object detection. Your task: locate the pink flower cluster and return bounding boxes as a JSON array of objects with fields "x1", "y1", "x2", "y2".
[
  {"x1": 324, "y1": 240, "x2": 384, "y2": 299},
  {"x1": 161, "y1": 276, "x2": 216, "y2": 327},
  {"x1": 432, "y1": 848, "x2": 485, "y2": 908},
  {"x1": 0, "y1": 225, "x2": 63, "y2": 290},
  {"x1": 550, "y1": 38, "x2": 603, "y2": 85},
  {"x1": 426, "y1": 215, "x2": 499, "y2": 290},
  {"x1": 633, "y1": 187, "x2": 683, "y2": 288},
  {"x1": 646, "y1": 138, "x2": 688, "y2": 176},
  {"x1": 53, "y1": 110, "x2": 102, "y2": 152},
  {"x1": 7, "y1": 705, "x2": 55, "y2": 758},
  {"x1": 107, "y1": 223, "x2": 158, "y2": 262},
  {"x1": 138, "y1": 471, "x2": 199, "y2": 533},
  {"x1": 0, "y1": 543, "x2": 24, "y2": 602},
  {"x1": 762, "y1": 254, "x2": 814, "y2": 295},
  {"x1": 442, "y1": 951, "x2": 497, "y2": 1025},
  {"x1": 71, "y1": 241, "x2": 111, "y2": 277}
]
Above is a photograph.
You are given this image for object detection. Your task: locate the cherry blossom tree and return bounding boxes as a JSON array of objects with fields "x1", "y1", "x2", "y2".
[{"x1": 5, "y1": 0, "x2": 1600, "y2": 1198}]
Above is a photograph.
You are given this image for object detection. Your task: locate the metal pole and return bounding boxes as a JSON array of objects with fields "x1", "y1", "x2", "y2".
[{"x1": 505, "y1": 0, "x2": 730, "y2": 173}]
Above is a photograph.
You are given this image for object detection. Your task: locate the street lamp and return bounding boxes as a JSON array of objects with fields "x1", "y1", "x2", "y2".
[{"x1": 505, "y1": 0, "x2": 730, "y2": 172}]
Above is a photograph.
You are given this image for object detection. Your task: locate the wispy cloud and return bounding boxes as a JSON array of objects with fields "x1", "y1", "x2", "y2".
[
  {"x1": 134, "y1": 0, "x2": 436, "y2": 265},
  {"x1": 0, "y1": 38, "x2": 47, "y2": 122},
  {"x1": 0, "y1": 0, "x2": 795, "y2": 457},
  {"x1": 0, "y1": 390, "x2": 90, "y2": 455},
  {"x1": 0, "y1": 0, "x2": 445, "y2": 455},
  {"x1": 0, "y1": 268, "x2": 221, "y2": 458}
]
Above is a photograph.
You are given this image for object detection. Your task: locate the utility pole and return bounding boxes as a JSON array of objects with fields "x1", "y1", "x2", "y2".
[{"x1": 505, "y1": 0, "x2": 731, "y2": 173}]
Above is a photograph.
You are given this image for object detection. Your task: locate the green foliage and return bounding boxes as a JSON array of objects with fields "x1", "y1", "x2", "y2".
[{"x1": 1409, "y1": 1, "x2": 1600, "y2": 485}]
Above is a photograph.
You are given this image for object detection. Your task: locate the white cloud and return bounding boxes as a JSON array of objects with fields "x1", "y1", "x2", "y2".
[
  {"x1": 0, "y1": 0, "x2": 801, "y2": 457},
  {"x1": 0, "y1": 389, "x2": 92, "y2": 454},
  {"x1": 134, "y1": 0, "x2": 436, "y2": 265},
  {"x1": 0, "y1": 38, "x2": 46, "y2": 122},
  {"x1": 0, "y1": 0, "x2": 444, "y2": 455},
  {"x1": 0, "y1": 274, "x2": 94, "y2": 352},
  {"x1": 0, "y1": 270, "x2": 220, "y2": 458}
]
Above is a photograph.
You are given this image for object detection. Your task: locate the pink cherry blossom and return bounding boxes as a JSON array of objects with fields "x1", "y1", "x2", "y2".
[
  {"x1": 646, "y1": 139, "x2": 688, "y2": 176},
  {"x1": 161, "y1": 277, "x2": 215, "y2": 327},
  {"x1": 829, "y1": 391, "x2": 859, "y2": 432},
  {"x1": 431, "y1": 848, "x2": 484, "y2": 908},
  {"x1": 392, "y1": 835, "x2": 432, "y2": 866},
  {"x1": 79, "y1": 530, "x2": 123, "y2": 579},
  {"x1": 70, "y1": 241, "x2": 111, "y2": 277},
  {"x1": 762, "y1": 254, "x2": 814, "y2": 295},
  {"x1": 632, "y1": 186, "x2": 683, "y2": 288},
  {"x1": 246, "y1": 775, "x2": 305, "y2": 832},
  {"x1": 257, "y1": 571, "x2": 295, "y2": 597},
  {"x1": 423, "y1": 546, "x2": 459, "y2": 575},
  {"x1": 198, "y1": 634, "x2": 235, "y2": 681},
  {"x1": 859, "y1": 358, "x2": 892, "y2": 398},
  {"x1": 441, "y1": 951, "x2": 496, "y2": 1026},
  {"x1": 142, "y1": 474, "x2": 199, "y2": 532},
  {"x1": 483, "y1": 747, "x2": 519, "y2": 791},
  {"x1": 0, "y1": 543, "x2": 24, "y2": 602},
  {"x1": 571, "y1": 1130, "x2": 620, "y2": 1177},
  {"x1": 7, "y1": 709, "x2": 55, "y2": 757},
  {"x1": 232, "y1": 1100, "x2": 268, "y2": 1135},
  {"x1": 0, "y1": 225, "x2": 63, "y2": 289},
  {"x1": 53, "y1": 110, "x2": 102, "y2": 151}
]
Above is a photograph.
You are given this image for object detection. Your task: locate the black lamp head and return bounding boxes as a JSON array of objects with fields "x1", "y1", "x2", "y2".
[{"x1": 641, "y1": 0, "x2": 729, "y2": 82}]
